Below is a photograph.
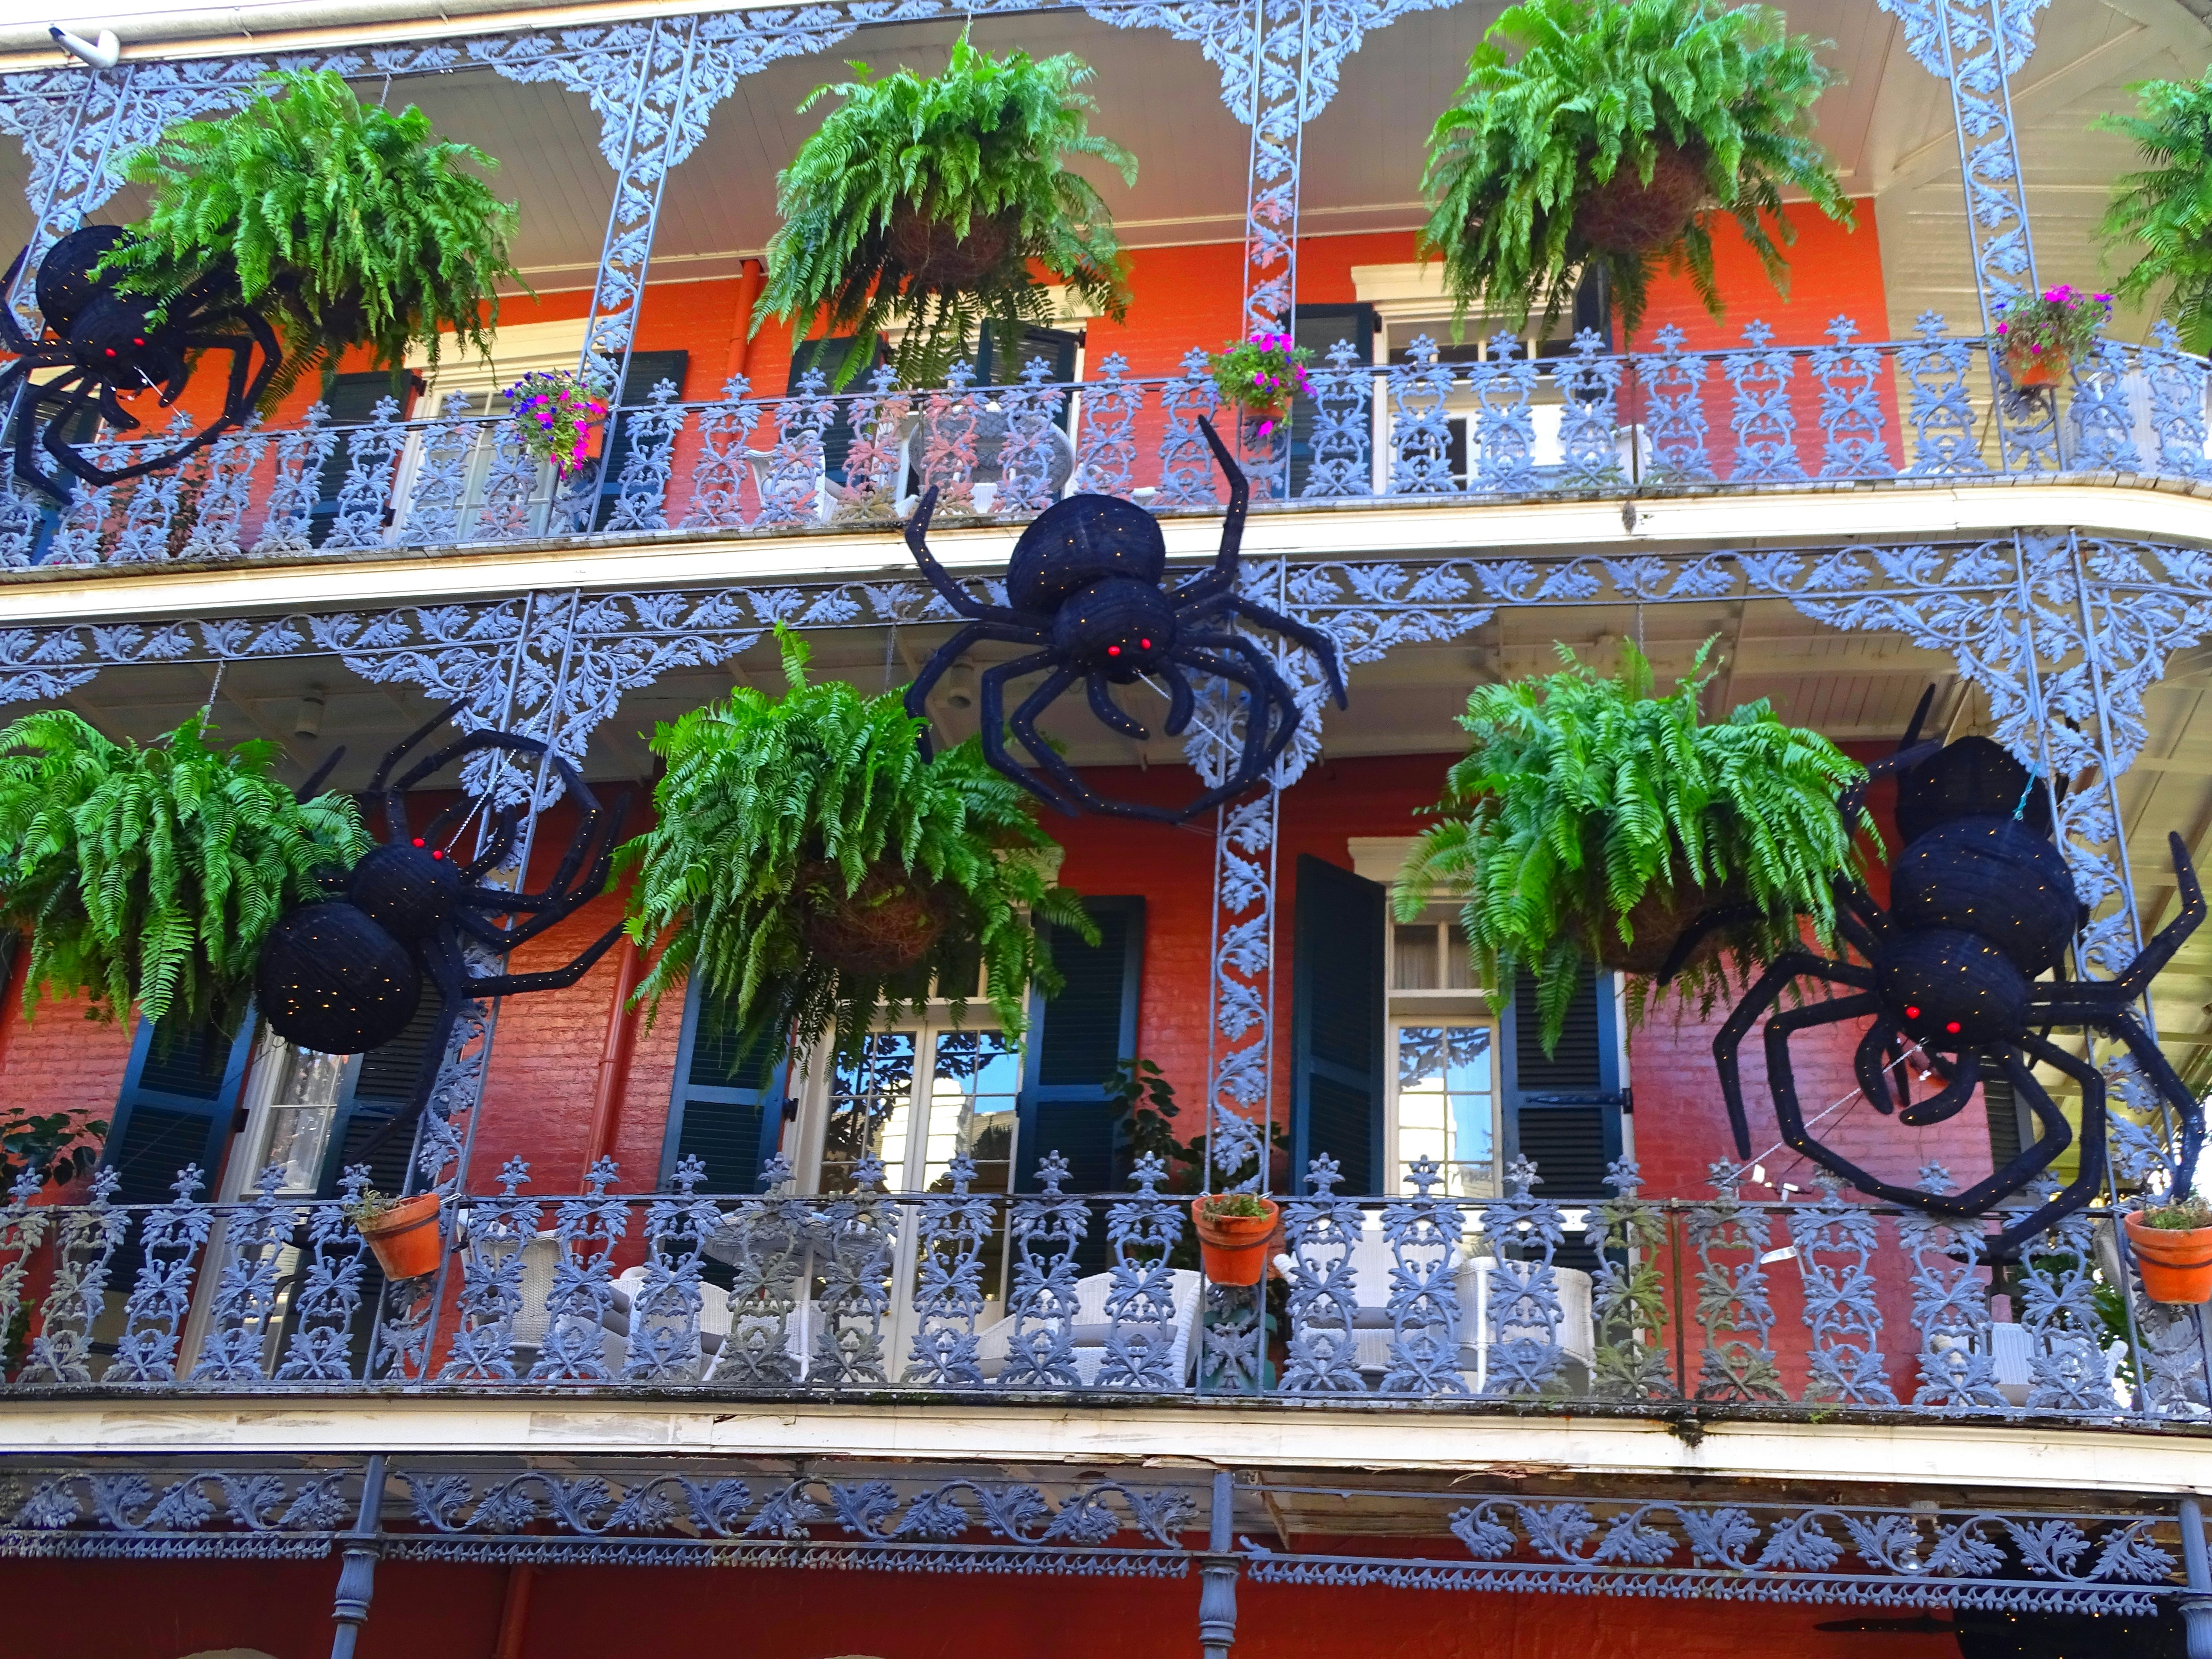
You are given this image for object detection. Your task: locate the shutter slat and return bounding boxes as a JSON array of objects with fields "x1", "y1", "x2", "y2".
[
  {"x1": 661, "y1": 982, "x2": 784, "y2": 1196},
  {"x1": 1502, "y1": 963, "x2": 1624, "y2": 1201},
  {"x1": 1291, "y1": 856, "x2": 1385, "y2": 1196}
]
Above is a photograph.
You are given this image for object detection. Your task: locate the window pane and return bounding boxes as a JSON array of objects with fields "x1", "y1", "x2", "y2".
[
  {"x1": 822, "y1": 1033, "x2": 916, "y2": 1191},
  {"x1": 1395, "y1": 1024, "x2": 1495, "y2": 1199},
  {"x1": 278, "y1": 1047, "x2": 348, "y2": 1107},
  {"x1": 924, "y1": 1030, "x2": 1021, "y2": 1303},
  {"x1": 254, "y1": 1045, "x2": 346, "y2": 1193},
  {"x1": 1444, "y1": 924, "x2": 1474, "y2": 990},
  {"x1": 1393, "y1": 925, "x2": 1438, "y2": 990}
]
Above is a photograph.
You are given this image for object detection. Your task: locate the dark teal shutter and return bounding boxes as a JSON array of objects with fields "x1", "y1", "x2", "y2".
[
  {"x1": 101, "y1": 1019, "x2": 257, "y2": 1208},
  {"x1": 593, "y1": 349, "x2": 690, "y2": 529},
  {"x1": 1289, "y1": 855, "x2": 1385, "y2": 1196},
  {"x1": 309, "y1": 372, "x2": 412, "y2": 547},
  {"x1": 788, "y1": 337, "x2": 878, "y2": 483},
  {"x1": 1288, "y1": 303, "x2": 1377, "y2": 496},
  {"x1": 1500, "y1": 962, "x2": 1625, "y2": 1271},
  {"x1": 319, "y1": 988, "x2": 445, "y2": 1199},
  {"x1": 974, "y1": 324, "x2": 1081, "y2": 432},
  {"x1": 661, "y1": 980, "x2": 788, "y2": 1194},
  {"x1": 1016, "y1": 896, "x2": 1143, "y2": 1199}
]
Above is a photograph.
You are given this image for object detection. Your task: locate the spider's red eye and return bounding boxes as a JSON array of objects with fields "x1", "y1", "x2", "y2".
[
  {"x1": 132, "y1": 338, "x2": 143, "y2": 346},
  {"x1": 413, "y1": 838, "x2": 425, "y2": 847},
  {"x1": 1904, "y1": 1005, "x2": 1920, "y2": 1019},
  {"x1": 431, "y1": 850, "x2": 443, "y2": 861},
  {"x1": 1140, "y1": 637, "x2": 1152, "y2": 649},
  {"x1": 1946, "y1": 1020, "x2": 1962, "y2": 1034},
  {"x1": 1107, "y1": 645, "x2": 1121, "y2": 657},
  {"x1": 103, "y1": 348, "x2": 115, "y2": 357}
]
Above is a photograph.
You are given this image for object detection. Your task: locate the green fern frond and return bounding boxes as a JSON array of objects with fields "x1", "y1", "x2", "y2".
[
  {"x1": 615, "y1": 624, "x2": 1099, "y2": 1069},
  {"x1": 1417, "y1": 0, "x2": 1851, "y2": 340},
  {"x1": 0, "y1": 711, "x2": 368, "y2": 1031},
  {"x1": 1394, "y1": 637, "x2": 1869, "y2": 1052},
  {"x1": 754, "y1": 39, "x2": 1136, "y2": 389},
  {"x1": 2097, "y1": 74, "x2": 2212, "y2": 354},
  {"x1": 97, "y1": 69, "x2": 525, "y2": 405}
]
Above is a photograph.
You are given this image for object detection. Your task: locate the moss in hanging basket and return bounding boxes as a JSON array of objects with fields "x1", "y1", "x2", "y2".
[
  {"x1": 1394, "y1": 638, "x2": 1869, "y2": 1053},
  {"x1": 96, "y1": 69, "x2": 525, "y2": 405},
  {"x1": 1417, "y1": 0, "x2": 1851, "y2": 341},
  {"x1": 752, "y1": 38, "x2": 1136, "y2": 389},
  {"x1": 616, "y1": 625, "x2": 1099, "y2": 1069},
  {"x1": 0, "y1": 710, "x2": 368, "y2": 1033}
]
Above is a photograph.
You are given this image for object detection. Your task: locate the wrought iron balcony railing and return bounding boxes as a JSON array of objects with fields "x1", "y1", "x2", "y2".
[
  {"x1": 6, "y1": 317, "x2": 2208, "y2": 571},
  {"x1": 4, "y1": 1146, "x2": 2205, "y2": 1424}
]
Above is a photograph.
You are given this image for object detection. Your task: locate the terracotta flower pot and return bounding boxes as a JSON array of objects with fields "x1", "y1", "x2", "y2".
[
  {"x1": 1236, "y1": 397, "x2": 1294, "y2": 433},
  {"x1": 887, "y1": 204, "x2": 1018, "y2": 289},
  {"x1": 356, "y1": 1191, "x2": 444, "y2": 1281},
  {"x1": 1191, "y1": 1196, "x2": 1282, "y2": 1286},
  {"x1": 2004, "y1": 343, "x2": 2066, "y2": 388},
  {"x1": 1575, "y1": 143, "x2": 1709, "y2": 256},
  {"x1": 2125, "y1": 1212, "x2": 2212, "y2": 1305},
  {"x1": 800, "y1": 862, "x2": 952, "y2": 977}
]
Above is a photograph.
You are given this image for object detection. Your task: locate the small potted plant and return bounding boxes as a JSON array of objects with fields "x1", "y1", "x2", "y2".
[
  {"x1": 1397, "y1": 639, "x2": 1867, "y2": 1052},
  {"x1": 0, "y1": 710, "x2": 367, "y2": 1031},
  {"x1": 1191, "y1": 1192, "x2": 1282, "y2": 1286},
  {"x1": 1991, "y1": 285, "x2": 2113, "y2": 388},
  {"x1": 1417, "y1": 0, "x2": 1850, "y2": 340},
  {"x1": 1206, "y1": 332, "x2": 1314, "y2": 439},
  {"x1": 502, "y1": 369, "x2": 610, "y2": 480},
  {"x1": 617, "y1": 625, "x2": 1097, "y2": 1068},
  {"x1": 752, "y1": 38, "x2": 1135, "y2": 388},
  {"x1": 344, "y1": 1187, "x2": 446, "y2": 1281},
  {"x1": 2125, "y1": 1193, "x2": 2212, "y2": 1304},
  {"x1": 98, "y1": 68, "x2": 524, "y2": 403}
]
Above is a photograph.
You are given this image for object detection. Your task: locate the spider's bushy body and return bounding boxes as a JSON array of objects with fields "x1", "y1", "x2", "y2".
[
  {"x1": 901, "y1": 417, "x2": 1348, "y2": 823},
  {"x1": 1710, "y1": 690, "x2": 2206, "y2": 1254}
]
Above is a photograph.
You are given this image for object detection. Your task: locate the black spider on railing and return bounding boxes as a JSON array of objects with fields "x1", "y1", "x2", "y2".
[
  {"x1": 1691, "y1": 690, "x2": 2204, "y2": 1254},
  {"x1": 254, "y1": 706, "x2": 627, "y2": 1143},
  {"x1": 899, "y1": 415, "x2": 1348, "y2": 824},
  {"x1": 0, "y1": 225, "x2": 281, "y2": 503}
]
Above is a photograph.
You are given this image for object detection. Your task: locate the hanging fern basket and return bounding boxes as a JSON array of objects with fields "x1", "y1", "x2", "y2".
[
  {"x1": 1574, "y1": 142, "x2": 1709, "y2": 256},
  {"x1": 1586, "y1": 869, "x2": 1747, "y2": 978},
  {"x1": 798, "y1": 862, "x2": 955, "y2": 977},
  {"x1": 886, "y1": 204, "x2": 1020, "y2": 291}
]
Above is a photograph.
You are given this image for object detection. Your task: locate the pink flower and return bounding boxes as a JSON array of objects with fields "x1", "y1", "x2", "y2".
[{"x1": 1996, "y1": 322, "x2": 2008, "y2": 333}]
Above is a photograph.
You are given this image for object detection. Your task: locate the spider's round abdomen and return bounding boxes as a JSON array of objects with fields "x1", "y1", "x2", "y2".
[
  {"x1": 1890, "y1": 815, "x2": 2081, "y2": 975},
  {"x1": 1877, "y1": 927, "x2": 2032, "y2": 1051},
  {"x1": 1052, "y1": 576, "x2": 1176, "y2": 679},
  {"x1": 352, "y1": 842, "x2": 461, "y2": 942},
  {"x1": 1007, "y1": 494, "x2": 1167, "y2": 611},
  {"x1": 255, "y1": 902, "x2": 424, "y2": 1055}
]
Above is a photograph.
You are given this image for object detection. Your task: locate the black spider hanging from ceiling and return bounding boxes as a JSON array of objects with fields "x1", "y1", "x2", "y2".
[
  {"x1": 1680, "y1": 688, "x2": 2204, "y2": 1254},
  {"x1": 0, "y1": 225, "x2": 281, "y2": 503},
  {"x1": 899, "y1": 416, "x2": 1347, "y2": 824}
]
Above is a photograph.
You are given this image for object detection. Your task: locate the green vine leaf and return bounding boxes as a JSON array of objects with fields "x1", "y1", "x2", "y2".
[
  {"x1": 754, "y1": 38, "x2": 1136, "y2": 389},
  {"x1": 615, "y1": 625, "x2": 1098, "y2": 1071},
  {"x1": 0, "y1": 711, "x2": 368, "y2": 1033},
  {"x1": 1417, "y1": 0, "x2": 1851, "y2": 341}
]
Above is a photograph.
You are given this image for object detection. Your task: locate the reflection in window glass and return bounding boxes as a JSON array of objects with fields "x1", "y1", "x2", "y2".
[
  {"x1": 923, "y1": 1029, "x2": 1020, "y2": 1302},
  {"x1": 1394, "y1": 1024, "x2": 1495, "y2": 1198},
  {"x1": 822, "y1": 1033, "x2": 917, "y2": 1191},
  {"x1": 256, "y1": 1046, "x2": 348, "y2": 1194}
]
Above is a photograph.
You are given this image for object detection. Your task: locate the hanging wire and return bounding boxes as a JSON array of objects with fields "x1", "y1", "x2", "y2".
[{"x1": 200, "y1": 659, "x2": 226, "y2": 723}]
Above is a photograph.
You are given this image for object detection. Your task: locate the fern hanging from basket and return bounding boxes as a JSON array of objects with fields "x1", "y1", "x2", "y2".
[
  {"x1": 96, "y1": 68, "x2": 524, "y2": 403},
  {"x1": 1418, "y1": 0, "x2": 1851, "y2": 341},
  {"x1": 0, "y1": 710, "x2": 368, "y2": 1032},
  {"x1": 753, "y1": 38, "x2": 1135, "y2": 389},
  {"x1": 617, "y1": 626, "x2": 1098, "y2": 1069},
  {"x1": 2098, "y1": 73, "x2": 2212, "y2": 355},
  {"x1": 1395, "y1": 639, "x2": 1869, "y2": 1052}
]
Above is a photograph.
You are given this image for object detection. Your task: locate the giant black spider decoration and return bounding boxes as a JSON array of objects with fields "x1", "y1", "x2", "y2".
[
  {"x1": 0, "y1": 225, "x2": 281, "y2": 504},
  {"x1": 900, "y1": 416, "x2": 1348, "y2": 823},
  {"x1": 1701, "y1": 690, "x2": 2204, "y2": 1253},
  {"x1": 253, "y1": 706, "x2": 626, "y2": 1139}
]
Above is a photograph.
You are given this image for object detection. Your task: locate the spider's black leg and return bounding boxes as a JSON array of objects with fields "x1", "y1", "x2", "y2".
[
  {"x1": 294, "y1": 745, "x2": 347, "y2": 801},
  {"x1": 905, "y1": 486, "x2": 1032, "y2": 625},
  {"x1": 1655, "y1": 900, "x2": 1767, "y2": 987},
  {"x1": 1984, "y1": 1037, "x2": 2107, "y2": 1257},
  {"x1": 1164, "y1": 642, "x2": 1275, "y2": 820},
  {"x1": 1007, "y1": 658, "x2": 1179, "y2": 824},
  {"x1": 1711, "y1": 952, "x2": 1876, "y2": 1158},
  {"x1": 1086, "y1": 672, "x2": 1151, "y2": 741},
  {"x1": 463, "y1": 922, "x2": 627, "y2": 997},
  {"x1": 1155, "y1": 659, "x2": 1197, "y2": 737},
  {"x1": 0, "y1": 250, "x2": 35, "y2": 354},
  {"x1": 1211, "y1": 594, "x2": 1349, "y2": 710},
  {"x1": 1758, "y1": 992, "x2": 1892, "y2": 1194},
  {"x1": 1180, "y1": 631, "x2": 1300, "y2": 774},
  {"x1": 343, "y1": 934, "x2": 471, "y2": 1174},
  {"x1": 4, "y1": 366, "x2": 69, "y2": 503},
  {"x1": 2102, "y1": 831, "x2": 2205, "y2": 1003},
  {"x1": 390, "y1": 729, "x2": 547, "y2": 796},
  {"x1": 1165, "y1": 415, "x2": 1249, "y2": 609},
  {"x1": 1895, "y1": 1048, "x2": 1981, "y2": 1129},
  {"x1": 1852, "y1": 1014, "x2": 1906, "y2": 1116},
  {"x1": 904, "y1": 618, "x2": 1051, "y2": 760},
  {"x1": 978, "y1": 650, "x2": 1081, "y2": 817},
  {"x1": 457, "y1": 788, "x2": 634, "y2": 953},
  {"x1": 2032, "y1": 999, "x2": 2206, "y2": 1200},
  {"x1": 455, "y1": 807, "x2": 525, "y2": 882},
  {"x1": 370, "y1": 701, "x2": 468, "y2": 842}
]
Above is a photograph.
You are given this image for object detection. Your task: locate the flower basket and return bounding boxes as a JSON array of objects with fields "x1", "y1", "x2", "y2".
[
  {"x1": 799, "y1": 862, "x2": 954, "y2": 977},
  {"x1": 2002, "y1": 342, "x2": 2066, "y2": 389},
  {"x1": 503, "y1": 369, "x2": 609, "y2": 481},
  {"x1": 1993, "y1": 286, "x2": 2109, "y2": 392},
  {"x1": 1573, "y1": 141, "x2": 1709, "y2": 256},
  {"x1": 2126, "y1": 1210, "x2": 2212, "y2": 1304},
  {"x1": 886, "y1": 204, "x2": 1019, "y2": 290},
  {"x1": 354, "y1": 1191, "x2": 444, "y2": 1281},
  {"x1": 1206, "y1": 332, "x2": 1313, "y2": 439},
  {"x1": 1191, "y1": 1195, "x2": 1281, "y2": 1286}
]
